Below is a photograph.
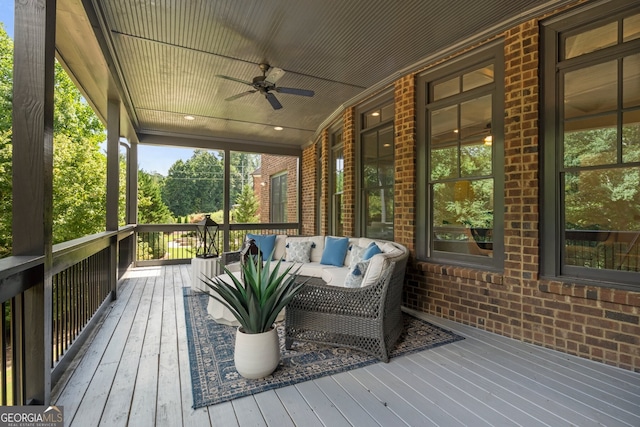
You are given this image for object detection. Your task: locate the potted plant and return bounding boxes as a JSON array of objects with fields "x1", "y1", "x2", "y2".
[{"x1": 201, "y1": 252, "x2": 305, "y2": 379}]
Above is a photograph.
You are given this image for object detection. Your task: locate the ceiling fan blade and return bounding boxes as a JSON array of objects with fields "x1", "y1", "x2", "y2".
[
  {"x1": 225, "y1": 90, "x2": 256, "y2": 101},
  {"x1": 265, "y1": 92, "x2": 283, "y2": 110},
  {"x1": 265, "y1": 67, "x2": 285, "y2": 85},
  {"x1": 216, "y1": 74, "x2": 253, "y2": 86},
  {"x1": 276, "y1": 87, "x2": 315, "y2": 97}
]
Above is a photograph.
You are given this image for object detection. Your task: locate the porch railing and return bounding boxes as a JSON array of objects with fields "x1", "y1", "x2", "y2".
[
  {"x1": 565, "y1": 230, "x2": 640, "y2": 272},
  {"x1": 135, "y1": 223, "x2": 300, "y2": 265},
  {"x1": 0, "y1": 222, "x2": 300, "y2": 404},
  {"x1": 0, "y1": 226, "x2": 135, "y2": 405}
]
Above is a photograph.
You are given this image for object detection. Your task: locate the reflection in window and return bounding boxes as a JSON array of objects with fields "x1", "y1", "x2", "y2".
[
  {"x1": 362, "y1": 121, "x2": 394, "y2": 240},
  {"x1": 557, "y1": 12, "x2": 640, "y2": 274},
  {"x1": 427, "y1": 61, "x2": 495, "y2": 258},
  {"x1": 330, "y1": 130, "x2": 344, "y2": 236},
  {"x1": 270, "y1": 173, "x2": 287, "y2": 223}
]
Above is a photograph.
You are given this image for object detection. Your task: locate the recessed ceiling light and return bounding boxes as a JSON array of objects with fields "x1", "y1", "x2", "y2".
[
  {"x1": 371, "y1": 112, "x2": 380, "y2": 117},
  {"x1": 383, "y1": 143, "x2": 391, "y2": 147},
  {"x1": 184, "y1": 115, "x2": 195, "y2": 121},
  {"x1": 274, "y1": 126, "x2": 284, "y2": 131},
  {"x1": 453, "y1": 129, "x2": 459, "y2": 133},
  {"x1": 483, "y1": 135, "x2": 493, "y2": 145}
]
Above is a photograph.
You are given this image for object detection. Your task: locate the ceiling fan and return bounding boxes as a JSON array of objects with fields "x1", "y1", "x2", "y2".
[{"x1": 216, "y1": 63, "x2": 314, "y2": 110}]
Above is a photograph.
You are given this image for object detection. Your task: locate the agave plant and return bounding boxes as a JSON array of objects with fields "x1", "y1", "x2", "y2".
[{"x1": 201, "y1": 256, "x2": 306, "y2": 334}]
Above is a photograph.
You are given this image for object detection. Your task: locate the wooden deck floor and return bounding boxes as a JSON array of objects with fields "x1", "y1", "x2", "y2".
[{"x1": 53, "y1": 265, "x2": 640, "y2": 427}]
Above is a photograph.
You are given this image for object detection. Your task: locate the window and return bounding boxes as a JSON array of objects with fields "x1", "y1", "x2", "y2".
[
  {"x1": 360, "y1": 102, "x2": 394, "y2": 240},
  {"x1": 316, "y1": 138, "x2": 323, "y2": 234},
  {"x1": 542, "y1": 4, "x2": 640, "y2": 288},
  {"x1": 417, "y1": 44, "x2": 504, "y2": 267},
  {"x1": 270, "y1": 173, "x2": 287, "y2": 223},
  {"x1": 329, "y1": 128, "x2": 344, "y2": 236}
]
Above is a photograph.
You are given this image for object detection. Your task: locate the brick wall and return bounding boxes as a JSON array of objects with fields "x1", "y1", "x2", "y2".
[
  {"x1": 342, "y1": 107, "x2": 356, "y2": 237},
  {"x1": 393, "y1": 75, "x2": 416, "y2": 254},
  {"x1": 258, "y1": 154, "x2": 298, "y2": 224},
  {"x1": 303, "y1": 2, "x2": 639, "y2": 371},
  {"x1": 400, "y1": 17, "x2": 640, "y2": 371},
  {"x1": 301, "y1": 143, "x2": 317, "y2": 235}
]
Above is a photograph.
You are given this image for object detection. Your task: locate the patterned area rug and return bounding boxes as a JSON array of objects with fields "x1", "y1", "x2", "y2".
[{"x1": 183, "y1": 288, "x2": 464, "y2": 408}]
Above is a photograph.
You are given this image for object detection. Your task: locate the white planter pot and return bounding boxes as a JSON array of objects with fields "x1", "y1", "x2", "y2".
[{"x1": 234, "y1": 326, "x2": 280, "y2": 379}]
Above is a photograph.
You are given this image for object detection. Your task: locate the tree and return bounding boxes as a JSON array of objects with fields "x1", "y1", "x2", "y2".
[
  {"x1": 0, "y1": 25, "x2": 12, "y2": 257},
  {"x1": 0, "y1": 22, "x2": 119, "y2": 253},
  {"x1": 230, "y1": 152, "x2": 260, "y2": 204},
  {"x1": 162, "y1": 150, "x2": 224, "y2": 217},
  {"x1": 138, "y1": 169, "x2": 173, "y2": 224},
  {"x1": 233, "y1": 185, "x2": 259, "y2": 223}
]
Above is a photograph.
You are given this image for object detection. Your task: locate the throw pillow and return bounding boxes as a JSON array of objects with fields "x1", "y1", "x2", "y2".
[
  {"x1": 349, "y1": 244, "x2": 368, "y2": 268},
  {"x1": 285, "y1": 240, "x2": 314, "y2": 263},
  {"x1": 320, "y1": 236, "x2": 349, "y2": 267},
  {"x1": 362, "y1": 242, "x2": 382, "y2": 260},
  {"x1": 246, "y1": 233, "x2": 277, "y2": 260},
  {"x1": 344, "y1": 260, "x2": 370, "y2": 288}
]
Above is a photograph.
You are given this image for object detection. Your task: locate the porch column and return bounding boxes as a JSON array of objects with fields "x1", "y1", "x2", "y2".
[
  {"x1": 127, "y1": 140, "x2": 138, "y2": 225},
  {"x1": 12, "y1": 0, "x2": 56, "y2": 405},
  {"x1": 106, "y1": 98, "x2": 120, "y2": 296}
]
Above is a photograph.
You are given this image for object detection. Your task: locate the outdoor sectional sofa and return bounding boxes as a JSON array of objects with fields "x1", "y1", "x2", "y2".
[{"x1": 220, "y1": 234, "x2": 410, "y2": 361}]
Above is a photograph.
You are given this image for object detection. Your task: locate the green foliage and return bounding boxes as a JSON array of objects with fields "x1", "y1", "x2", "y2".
[
  {"x1": 202, "y1": 257, "x2": 305, "y2": 334},
  {"x1": 0, "y1": 130, "x2": 11, "y2": 257},
  {"x1": 233, "y1": 184, "x2": 259, "y2": 223},
  {"x1": 162, "y1": 150, "x2": 224, "y2": 217},
  {"x1": 230, "y1": 152, "x2": 260, "y2": 204},
  {"x1": 138, "y1": 169, "x2": 173, "y2": 224},
  {"x1": 564, "y1": 126, "x2": 640, "y2": 231},
  {"x1": 137, "y1": 232, "x2": 167, "y2": 260}
]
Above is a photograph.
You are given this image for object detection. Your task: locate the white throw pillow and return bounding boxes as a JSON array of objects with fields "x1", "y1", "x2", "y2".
[
  {"x1": 285, "y1": 240, "x2": 314, "y2": 263},
  {"x1": 344, "y1": 260, "x2": 370, "y2": 288},
  {"x1": 349, "y1": 244, "x2": 368, "y2": 268}
]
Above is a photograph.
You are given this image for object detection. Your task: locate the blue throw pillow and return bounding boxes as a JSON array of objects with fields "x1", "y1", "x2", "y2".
[
  {"x1": 320, "y1": 236, "x2": 350, "y2": 267},
  {"x1": 246, "y1": 234, "x2": 277, "y2": 260},
  {"x1": 362, "y1": 242, "x2": 382, "y2": 260}
]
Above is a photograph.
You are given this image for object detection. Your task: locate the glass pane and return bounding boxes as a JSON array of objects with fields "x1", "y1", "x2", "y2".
[
  {"x1": 564, "y1": 168, "x2": 640, "y2": 272},
  {"x1": 431, "y1": 104, "x2": 458, "y2": 145},
  {"x1": 564, "y1": 115, "x2": 617, "y2": 167},
  {"x1": 432, "y1": 179, "x2": 493, "y2": 257},
  {"x1": 333, "y1": 193, "x2": 343, "y2": 236},
  {"x1": 623, "y1": 110, "x2": 640, "y2": 163},
  {"x1": 364, "y1": 110, "x2": 381, "y2": 128},
  {"x1": 434, "y1": 77, "x2": 459, "y2": 101},
  {"x1": 381, "y1": 103, "x2": 394, "y2": 122},
  {"x1": 379, "y1": 157, "x2": 395, "y2": 186},
  {"x1": 363, "y1": 162, "x2": 379, "y2": 187},
  {"x1": 565, "y1": 21, "x2": 617, "y2": 59},
  {"x1": 378, "y1": 126, "x2": 394, "y2": 155},
  {"x1": 364, "y1": 188, "x2": 394, "y2": 240},
  {"x1": 362, "y1": 131, "x2": 377, "y2": 160},
  {"x1": 564, "y1": 61, "x2": 617, "y2": 119},
  {"x1": 461, "y1": 139, "x2": 492, "y2": 177},
  {"x1": 460, "y1": 95, "x2": 492, "y2": 138},
  {"x1": 463, "y1": 65, "x2": 494, "y2": 91},
  {"x1": 623, "y1": 53, "x2": 640, "y2": 108},
  {"x1": 623, "y1": 14, "x2": 640, "y2": 42},
  {"x1": 229, "y1": 151, "x2": 261, "y2": 224},
  {"x1": 332, "y1": 131, "x2": 342, "y2": 147},
  {"x1": 334, "y1": 148, "x2": 344, "y2": 193},
  {"x1": 431, "y1": 145, "x2": 457, "y2": 180}
]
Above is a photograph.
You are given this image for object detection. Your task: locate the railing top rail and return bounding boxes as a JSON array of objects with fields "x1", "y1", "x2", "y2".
[{"x1": 0, "y1": 255, "x2": 44, "y2": 282}]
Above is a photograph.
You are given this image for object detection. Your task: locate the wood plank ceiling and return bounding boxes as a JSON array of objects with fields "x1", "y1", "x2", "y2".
[{"x1": 56, "y1": 0, "x2": 571, "y2": 151}]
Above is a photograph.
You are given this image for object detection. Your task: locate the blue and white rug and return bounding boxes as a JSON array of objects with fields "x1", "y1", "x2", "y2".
[{"x1": 183, "y1": 288, "x2": 464, "y2": 408}]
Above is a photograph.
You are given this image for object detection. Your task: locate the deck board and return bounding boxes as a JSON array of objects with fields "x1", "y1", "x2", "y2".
[{"x1": 53, "y1": 265, "x2": 640, "y2": 427}]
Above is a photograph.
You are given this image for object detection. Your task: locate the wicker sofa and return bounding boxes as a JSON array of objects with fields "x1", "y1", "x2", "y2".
[{"x1": 220, "y1": 235, "x2": 409, "y2": 361}]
